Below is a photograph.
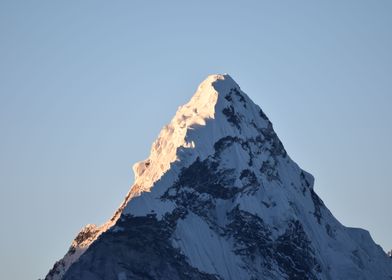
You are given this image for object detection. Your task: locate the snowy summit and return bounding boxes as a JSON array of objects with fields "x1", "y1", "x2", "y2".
[{"x1": 46, "y1": 74, "x2": 392, "y2": 280}]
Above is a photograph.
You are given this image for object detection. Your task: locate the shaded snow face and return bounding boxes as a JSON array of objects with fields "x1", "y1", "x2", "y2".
[
  {"x1": 61, "y1": 214, "x2": 220, "y2": 280},
  {"x1": 48, "y1": 74, "x2": 392, "y2": 280}
]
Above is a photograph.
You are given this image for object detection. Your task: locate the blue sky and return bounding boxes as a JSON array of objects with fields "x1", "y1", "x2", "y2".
[{"x1": 0, "y1": 1, "x2": 391, "y2": 279}]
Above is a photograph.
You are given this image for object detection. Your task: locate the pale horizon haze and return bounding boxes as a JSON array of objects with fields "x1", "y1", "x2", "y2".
[{"x1": 0, "y1": 1, "x2": 391, "y2": 279}]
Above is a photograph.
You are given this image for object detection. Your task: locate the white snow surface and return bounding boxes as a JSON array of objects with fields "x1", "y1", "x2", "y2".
[{"x1": 172, "y1": 212, "x2": 247, "y2": 279}]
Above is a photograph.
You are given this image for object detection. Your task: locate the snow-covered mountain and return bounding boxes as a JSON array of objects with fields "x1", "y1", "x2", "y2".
[{"x1": 46, "y1": 74, "x2": 392, "y2": 280}]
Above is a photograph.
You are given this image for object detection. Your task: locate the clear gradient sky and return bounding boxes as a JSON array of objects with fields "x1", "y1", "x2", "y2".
[{"x1": 0, "y1": 1, "x2": 391, "y2": 279}]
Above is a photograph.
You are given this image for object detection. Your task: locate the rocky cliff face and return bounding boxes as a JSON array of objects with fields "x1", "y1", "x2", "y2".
[{"x1": 46, "y1": 74, "x2": 392, "y2": 280}]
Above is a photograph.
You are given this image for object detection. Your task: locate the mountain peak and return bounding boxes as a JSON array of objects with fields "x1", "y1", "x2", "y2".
[
  {"x1": 187, "y1": 74, "x2": 242, "y2": 117},
  {"x1": 131, "y1": 74, "x2": 268, "y2": 198},
  {"x1": 46, "y1": 75, "x2": 392, "y2": 280},
  {"x1": 197, "y1": 73, "x2": 238, "y2": 93}
]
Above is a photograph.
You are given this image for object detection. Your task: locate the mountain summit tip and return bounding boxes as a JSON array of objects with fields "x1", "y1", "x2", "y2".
[{"x1": 198, "y1": 73, "x2": 239, "y2": 94}]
